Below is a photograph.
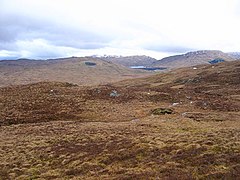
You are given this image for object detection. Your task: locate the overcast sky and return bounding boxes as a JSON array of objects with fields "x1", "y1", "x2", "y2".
[{"x1": 0, "y1": 0, "x2": 240, "y2": 60}]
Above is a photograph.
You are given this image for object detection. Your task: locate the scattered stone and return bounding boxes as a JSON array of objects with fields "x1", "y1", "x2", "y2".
[
  {"x1": 172, "y1": 103, "x2": 179, "y2": 106},
  {"x1": 110, "y1": 90, "x2": 120, "y2": 97},
  {"x1": 182, "y1": 112, "x2": 187, "y2": 116},
  {"x1": 151, "y1": 108, "x2": 173, "y2": 115}
]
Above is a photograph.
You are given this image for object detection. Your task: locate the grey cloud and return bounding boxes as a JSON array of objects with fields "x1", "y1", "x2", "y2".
[
  {"x1": 145, "y1": 44, "x2": 195, "y2": 54},
  {"x1": 29, "y1": 50, "x2": 69, "y2": 59},
  {"x1": 0, "y1": 15, "x2": 44, "y2": 42},
  {"x1": 0, "y1": 42, "x2": 18, "y2": 51},
  {"x1": 0, "y1": 14, "x2": 111, "y2": 52},
  {"x1": 0, "y1": 54, "x2": 19, "y2": 60},
  {"x1": 45, "y1": 27, "x2": 109, "y2": 49}
]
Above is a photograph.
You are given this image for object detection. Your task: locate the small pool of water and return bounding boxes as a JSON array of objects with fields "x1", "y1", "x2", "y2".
[{"x1": 130, "y1": 66, "x2": 167, "y2": 71}]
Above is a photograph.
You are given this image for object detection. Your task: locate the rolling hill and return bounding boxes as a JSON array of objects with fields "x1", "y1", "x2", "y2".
[
  {"x1": 0, "y1": 57, "x2": 151, "y2": 87},
  {"x1": 152, "y1": 50, "x2": 235, "y2": 69},
  {"x1": 99, "y1": 55, "x2": 157, "y2": 67},
  {"x1": 228, "y1": 52, "x2": 240, "y2": 59},
  {"x1": 0, "y1": 60, "x2": 240, "y2": 179}
]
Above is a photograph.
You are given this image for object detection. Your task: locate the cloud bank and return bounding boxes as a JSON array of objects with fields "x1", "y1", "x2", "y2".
[{"x1": 0, "y1": 0, "x2": 240, "y2": 59}]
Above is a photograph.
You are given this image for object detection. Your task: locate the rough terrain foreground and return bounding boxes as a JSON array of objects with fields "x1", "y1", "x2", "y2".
[{"x1": 0, "y1": 61, "x2": 240, "y2": 179}]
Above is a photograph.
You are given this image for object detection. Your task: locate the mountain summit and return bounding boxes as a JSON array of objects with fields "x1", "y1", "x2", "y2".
[
  {"x1": 152, "y1": 50, "x2": 235, "y2": 69},
  {"x1": 99, "y1": 55, "x2": 157, "y2": 67}
]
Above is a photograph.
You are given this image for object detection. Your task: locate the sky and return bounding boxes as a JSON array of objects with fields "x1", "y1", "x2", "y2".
[{"x1": 0, "y1": 0, "x2": 240, "y2": 60}]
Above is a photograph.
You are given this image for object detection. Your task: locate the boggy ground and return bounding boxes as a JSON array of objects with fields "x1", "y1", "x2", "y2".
[{"x1": 0, "y1": 61, "x2": 240, "y2": 179}]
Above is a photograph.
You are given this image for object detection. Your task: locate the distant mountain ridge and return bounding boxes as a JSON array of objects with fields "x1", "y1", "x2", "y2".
[
  {"x1": 228, "y1": 52, "x2": 240, "y2": 59},
  {"x1": 0, "y1": 57, "x2": 150, "y2": 87},
  {"x1": 98, "y1": 55, "x2": 157, "y2": 67},
  {"x1": 152, "y1": 50, "x2": 235, "y2": 69}
]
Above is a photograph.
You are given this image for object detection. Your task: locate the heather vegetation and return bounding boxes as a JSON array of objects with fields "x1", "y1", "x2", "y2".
[{"x1": 0, "y1": 60, "x2": 240, "y2": 179}]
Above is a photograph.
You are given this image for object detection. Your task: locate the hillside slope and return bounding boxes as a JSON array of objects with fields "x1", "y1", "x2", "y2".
[
  {"x1": 0, "y1": 57, "x2": 150, "y2": 87},
  {"x1": 1, "y1": 60, "x2": 239, "y2": 125},
  {"x1": 0, "y1": 61, "x2": 240, "y2": 179},
  {"x1": 228, "y1": 52, "x2": 240, "y2": 59},
  {"x1": 99, "y1": 55, "x2": 157, "y2": 67},
  {"x1": 153, "y1": 50, "x2": 235, "y2": 69}
]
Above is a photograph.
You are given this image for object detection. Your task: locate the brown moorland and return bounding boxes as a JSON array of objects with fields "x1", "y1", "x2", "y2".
[
  {"x1": 0, "y1": 61, "x2": 240, "y2": 179},
  {"x1": 0, "y1": 57, "x2": 151, "y2": 87}
]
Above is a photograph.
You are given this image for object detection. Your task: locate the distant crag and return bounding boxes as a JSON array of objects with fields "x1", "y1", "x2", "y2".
[
  {"x1": 228, "y1": 52, "x2": 240, "y2": 60},
  {"x1": 152, "y1": 50, "x2": 235, "y2": 69},
  {"x1": 99, "y1": 55, "x2": 157, "y2": 67}
]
